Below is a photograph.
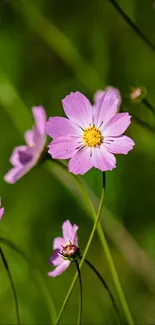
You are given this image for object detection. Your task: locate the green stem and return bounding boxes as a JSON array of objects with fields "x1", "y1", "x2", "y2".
[
  {"x1": 0, "y1": 246, "x2": 20, "y2": 325},
  {"x1": 0, "y1": 238, "x2": 57, "y2": 324},
  {"x1": 55, "y1": 188, "x2": 105, "y2": 325},
  {"x1": 109, "y1": 0, "x2": 155, "y2": 54},
  {"x1": 52, "y1": 161, "x2": 133, "y2": 324},
  {"x1": 143, "y1": 98, "x2": 155, "y2": 115},
  {"x1": 75, "y1": 260, "x2": 83, "y2": 325},
  {"x1": 97, "y1": 231, "x2": 133, "y2": 324},
  {"x1": 83, "y1": 258, "x2": 121, "y2": 324}
]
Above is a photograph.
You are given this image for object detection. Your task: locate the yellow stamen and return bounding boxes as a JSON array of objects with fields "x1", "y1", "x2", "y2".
[{"x1": 83, "y1": 125, "x2": 103, "y2": 147}]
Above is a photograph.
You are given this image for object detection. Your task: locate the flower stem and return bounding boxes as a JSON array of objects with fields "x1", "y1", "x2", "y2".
[
  {"x1": 96, "y1": 230, "x2": 134, "y2": 324},
  {"x1": 50, "y1": 160, "x2": 133, "y2": 324},
  {"x1": 55, "y1": 188, "x2": 105, "y2": 325},
  {"x1": 75, "y1": 260, "x2": 83, "y2": 325},
  {"x1": 83, "y1": 258, "x2": 121, "y2": 324},
  {"x1": 143, "y1": 98, "x2": 155, "y2": 115},
  {"x1": 109, "y1": 0, "x2": 155, "y2": 54},
  {"x1": 0, "y1": 246, "x2": 20, "y2": 325}
]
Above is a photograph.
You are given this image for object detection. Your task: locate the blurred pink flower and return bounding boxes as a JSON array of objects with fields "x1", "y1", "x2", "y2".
[
  {"x1": 4, "y1": 106, "x2": 46, "y2": 184},
  {"x1": 93, "y1": 86, "x2": 120, "y2": 108},
  {"x1": 46, "y1": 88, "x2": 135, "y2": 175},
  {"x1": 0, "y1": 199, "x2": 4, "y2": 220},
  {"x1": 48, "y1": 220, "x2": 79, "y2": 277}
]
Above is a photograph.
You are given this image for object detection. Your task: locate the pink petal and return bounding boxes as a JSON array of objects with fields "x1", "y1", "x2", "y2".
[
  {"x1": 62, "y1": 220, "x2": 78, "y2": 243},
  {"x1": 103, "y1": 113, "x2": 131, "y2": 137},
  {"x1": 32, "y1": 106, "x2": 46, "y2": 135},
  {"x1": 92, "y1": 145, "x2": 116, "y2": 171},
  {"x1": 10, "y1": 146, "x2": 28, "y2": 166},
  {"x1": 94, "y1": 87, "x2": 121, "y2": 129},
  {"x1": 33, "y1": 125, "x2": 46, "y2": 149},
  {"x1": 0, "y1": 208, "x2": 4, "y2": 220},
  {"x1": 25, "y1": 130, "x2": 34, "y2": 147},
  {"x1": 93, "y1": 90, "x2": 105, "y2": 105},
  {"x1": 68, "y1": 147, "x2": 93, "y2": 175},
  {"x1": 48, "y1": 136, "x2": 83, "y2": 160},
  {"x1": 46, "y1": 117, "x2": 82, "y2": 139},
  {"x1": 48, "y1": 260, "x2": 70, "y2": 277},
  {"x1": 49, "y1": 251, "x2": 62, "y2": 266},
  {"x1": 53, "y1": 237, "x2": 65, "y2": 250},
  {"x1": 62, "y1": 92, "x2": 93, "y2": 129},
  {"x1": 4, "y1": 167, "x2": 24, "y2": 184},
  {"x1": 4, "y1": 159, "x2": 35, "y2": 184},
  {"x1": 104, "y1": 135, "x2": 135, "y2": 154}
]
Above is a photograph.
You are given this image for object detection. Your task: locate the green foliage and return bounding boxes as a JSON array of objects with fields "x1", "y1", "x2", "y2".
[{"x1": 1, "y1": 0, "x2": 155, "y2": 323}]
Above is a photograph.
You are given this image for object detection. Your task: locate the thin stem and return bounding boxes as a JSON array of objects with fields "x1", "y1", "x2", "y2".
[
  {"x1": 96, "y1": 230, "x2": 133, "y2": 324},
  {"x1": 55, "y1": 188, "x2": 105, "y2": 325},
  {"x1": 143, "y1": 98, "x2": 155, "y2": 115},
  {"x1": 49, "y1": 160, "x2": 133, "y2": 324},
  {"x1": 83, "y1": 258, "x2": 121, "y2": 325},
  {"x1": 0, "y1": 246, "x2": 20, "y2": 325},
  {"x1": 75, "y1": 260, "x2": 83, "y2": 325},
  {"x1": 109, "y1": 0, "x2": 155, "y2": 54}
]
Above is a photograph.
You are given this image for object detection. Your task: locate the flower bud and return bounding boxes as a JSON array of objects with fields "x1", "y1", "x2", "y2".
[{"x1": 129, "y1": 86, "x2": 147, "y2": 103}]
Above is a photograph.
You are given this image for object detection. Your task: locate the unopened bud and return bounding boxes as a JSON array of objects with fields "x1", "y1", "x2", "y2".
[{"x1": 129, "y1": 86, "x2": 147, "y2": 103}]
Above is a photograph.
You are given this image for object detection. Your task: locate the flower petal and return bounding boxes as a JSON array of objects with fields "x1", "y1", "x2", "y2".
[
  {"x1": 32, "y1": 106, "x2": 46, "y2": 135},
  {"x1": 4, "y1": 167, "x2": 25, "y2": 184},
  {"x1": 49, "y1": 250, "x2": 62, "y2": 266},
  {"x1": 53, "y1": 237, "x2": 65, "y2": 250},
  {"x1": 10, "y1": 146, "x2": 28, "y2": 166},
  {"x1": 92, "y1": 145, "x2": 116, "y2": 171},
  {"x1": 94, "y1": 87, "x2": 121, "y2": 128},
  {"x1": 68, "y1": 147, "x2": 93, "y2": 175},
  {"x1": 103, "y1": 113, "x2": 131, "y2": 137},
  {"x1": 62, "y1": 220, "x2": 78, "y2": 243},
  {"x1": 48, "y1": 136, "x2": 83, "y2": 160},
  {"x1": 46, "y1": 117, "x2": 82, "y2": 139},
  {"x1": 0, "y1": 208, "x2": 4, "y2": 220},
  {"x1": 4, "y1": 156, "x2": 35, "y2": 184},
  {"x1": 62, "y1": 92, "x2": 93, "y2": 129},
  {"x1": 93, "y1": 90, "x2": 105, "y2": 105},
  {"x1": 25, "y1": 130, "x2": 35, "y2": 147},
  {"x1": 18, "y1": 149, "x2": 33, "y2": 165},
  {"x1": 104, "y1": 135, "x2": 135, "y2": 154},
  {"x1": 48, "y1": 260, "x2": 70, "y2": 277}
]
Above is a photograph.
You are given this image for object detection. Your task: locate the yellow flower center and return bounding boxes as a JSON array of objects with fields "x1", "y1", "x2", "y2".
[
  {"x1": 83, "y1": 126, "x2": 103, "y2": 147},
  {"x1": 64, "y1": 245, "x2": 71, "y2": 253}
]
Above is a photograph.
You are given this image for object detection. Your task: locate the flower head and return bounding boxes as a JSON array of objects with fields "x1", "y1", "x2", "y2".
[
  {"x1": 0, "y1": 198, "x2": 4, "y2": 220},
  {"x1": 4, "y1": 106, "x2": 46, "y2": 184},
  {"x1": 48, "y1": 220, "x2": 80, "y2": 277},
  {"x1": 46, "y1": 87, "x2": 135, "y2": 175}
]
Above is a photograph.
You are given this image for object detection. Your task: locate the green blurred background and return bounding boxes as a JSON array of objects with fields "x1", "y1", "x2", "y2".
[{"x1": 1, "y1": 0, "x2": 155, "y2": 323}]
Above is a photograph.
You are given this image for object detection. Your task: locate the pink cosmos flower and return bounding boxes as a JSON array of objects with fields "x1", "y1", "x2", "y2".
[
  {"x1": 4, "y1": 106, "x2": 46, "y2": 184},
  {"x1": 48, "y1": 220, "x2": 79, "y2": 277},
  {"x1": 46, "y1": 87, "x2": 135, "y2": 175},
  {"x1": 0, "y1": 199, "x2": 4, "y2": 220}
]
